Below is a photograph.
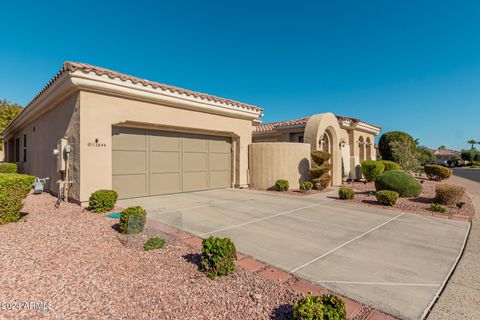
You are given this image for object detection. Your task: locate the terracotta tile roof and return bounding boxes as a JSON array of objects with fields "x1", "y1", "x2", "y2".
[
  {"x1": 28, "y1": 62, "x2": 263, "y2": 113},
  {"x1": 254, "y1": 114, "x2": 381, "y2": 133},
  {"x1": 434, "y1": 149, "x2": 460, "y2": 155}
]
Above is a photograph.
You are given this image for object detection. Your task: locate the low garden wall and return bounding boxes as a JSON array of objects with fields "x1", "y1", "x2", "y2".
[{"x1": 248, "y1": 142, "x2": 311, "y2": 190}]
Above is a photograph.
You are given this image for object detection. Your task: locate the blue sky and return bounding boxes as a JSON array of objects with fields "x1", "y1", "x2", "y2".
[{"x1": 1, "y1": 1, "x2": 479, "y2": 150}]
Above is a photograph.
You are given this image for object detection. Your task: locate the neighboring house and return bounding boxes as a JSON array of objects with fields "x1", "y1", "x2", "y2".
[
  {"x1": 433, "y1": 149, "x2": 462, "y2": 165},
  {"x1": 253, "y1": 115, "x2": 381, "y2": 184},
  {"x1": 2, "y1": 62, "x2": 381, "y2": 204}
]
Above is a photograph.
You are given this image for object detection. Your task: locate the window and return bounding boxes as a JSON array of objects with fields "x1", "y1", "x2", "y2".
[
  {"x1": 298, "y1": 135, "x2": 304, "y2": 143},
  {"x1": 15, "y1": 138, "x2": 20, "y2": 162},
  {"x1": 23, "y1": 134, "x2": 27, "y2": 162}
]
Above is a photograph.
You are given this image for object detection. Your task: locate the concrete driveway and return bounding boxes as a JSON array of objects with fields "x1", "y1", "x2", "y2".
[{"x1": 118, "y1": 189, "x2": 469, "y2": 320}]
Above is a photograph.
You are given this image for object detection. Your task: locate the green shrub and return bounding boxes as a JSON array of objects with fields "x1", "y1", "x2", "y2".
[
  {"x1": 275, "y1": 179, "x2": 289, "y2": 191},
  {"x1": 310, "y1": 151, "x2": 332, "y2": 191},
  {"x1": 311, "y1": 150, "x2": 331, "y2": 165},
  {"x1": 379, "y1": 160, "x2": 400, "y2": 172},
  {"x1": 378, "y1": 131, "x2": 415, "y2": 161},
  {"x1": 461, "y1": 149, "x2": 480, "y2": 162},
  {"x1": 374, "y1": 170, "x2": 422, "y2": 197},
  {"x1": 0, "y1": 173, "x2": 35, "y2": 224},
  {"x1": 200, "y1": 236, "x2": 236, "y2": 279},
  {"x1": 119, "y1": 206, "x2": 147, "y2": 234},
  {"x1": 430, "y1": 203, "x2": 446, "y2": 213},
  {"x1": 338, "y1": 188, "x2": 355, "y2": 200},
  {"x1": 144, "y1": 237, "x2": 165, "y2": 250},
  {"x1": 300, "y1": 181, "x2": 313, "y2": 191},
  {"x1": 293, "y1": 294, "x2": 346, "y2": 320},
  {"x1": 375, "y1": 190, "x2": 399, "y2": 206},
  {"x1": 435, "y1": 184, "x2": 465, "y2": 206},
  {"x1": 88, "y1": 189, "x2": 118, "y2": 213},
  {"x1": 312, "y1": 174, "x2": 331, "y2": 190},
  {"x1": 361, "y1": 160, "x2": 385, "y2": 181},
  {"x1": 424, "y1": 165, "x2": 452, "y2": 181},
  {"x1": 0, "y1": 163, "x2": 17, "y2": 173}
]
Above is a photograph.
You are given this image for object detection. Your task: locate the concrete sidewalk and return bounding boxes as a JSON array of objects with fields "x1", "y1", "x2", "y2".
[{"x1": 428, "y1": 168, "x2": 480, "y2": 320}]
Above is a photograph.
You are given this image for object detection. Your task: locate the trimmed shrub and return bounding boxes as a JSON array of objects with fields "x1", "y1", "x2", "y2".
[
  {"x1": 300, "y1": 181, "x2": 313, "y2": 191},
  {"x1": 379, "y1": 160, "x2": 400, "y2": 172},
  {"x1": 310, "y1": 151, "x2": 331, "y2": 190},
  {"x1": 0, "y1": 163, "x2": 17, "y2": 173},
  {"x1": 0, "y1": 173, "x2": 35, "y2": 224},
  {"x1": 361, "y1": 160, "x2": 385, "y2": 181},
  {"x1": 200, "y1": 236, "x2": 236, "y2": 280},
  {"x1": 435, "y1": 184, "x2": 465, "y2": 206},
  {"x1": 430, "y1": 203, "x2": 446, "y2": 213},
  {"x1": 144, "y1": 237, "x2": 165, "y2": 250},
  {"x1": 119, "y1": 206, "x2": 147, "y2": 234},
  {"x1": 424, "y1": 165, "x2": 452, "y2": 181},
  {"x1": 293, "y1": 294, "x2": 346, "y2": 320},
  {"x1": 88, "y1": 189, "x2": 118, "y2": 213},
  {"x1": 275, "y1": 179, "x2": 289, "y2": 191},
  {"x1": 338, "y1": 188, "x2": 355, "y2": 200},
  {"x1": 376, "y1": 190, "x2": 399, "y2": 206},
  {"x1": 374, "y1": 170, "x2": 422, "y2": 197},
  {"x1": 378, "y1": 131, "x2": 415, "y2": 161}
]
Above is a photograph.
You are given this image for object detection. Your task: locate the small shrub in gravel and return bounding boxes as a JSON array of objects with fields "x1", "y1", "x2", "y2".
[
  {"x1": 435, "y1": 184, "x2": 465, "y2": 206},
  {"x1": 200, "y1": 236, "x2": 236, "y2": 280},
  {"x1": 424, "y1": 165, "x2": 452, "y2": 181},
  {"x1": 374, "y1": 170, "x2": 422, "y2": 197},
  {"x1": 300, "y1": 181, "x2": 313, "y2": 192},
  {"x1": 119, "y1": 206, "x2": 147, "y2": 234},
  {"x1": 275, "y1": 179, "x2": 289, "y2": 191},
  {"x1": 0, "y1": 173, "x2": 35, "y2": 224},
  {"x1": 88, "y1": 189, "x2": 118, "y2": 213},
  {"x1": 338, "y1": 188, "x2": 355, "y2": 200},
  {"x1": 293, "y1": 294, "x2": 346, "y2": 320},
  {"x1": 361, "y1": 160, "x2": 385, "y2": 181},
  {"x1": 430, "y1": 203, "x2": 447, "y2": 213},
  {"x1": 144, "y1": 237, "x2": 165, "y2": 250},
  {"x1": 0, "y1": 163, "x2": 17, "y2": 173},
  {"x1": 375, "y1": 190, "x2": 399, "y2": 206},
  {"x1": 379, "y1": 160, "x2": 400, "y2": 172}
]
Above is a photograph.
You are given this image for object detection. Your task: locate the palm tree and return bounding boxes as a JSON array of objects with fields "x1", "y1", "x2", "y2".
[
  {"x1": 438, "y1": 145, "x2": 446, "y2": 150},
  {"x1": 414, "y1": 138, "x2": 420, "y2": 146},
  {"x1": 468, "y1": 139, "x2": 478, "y2": 149}
]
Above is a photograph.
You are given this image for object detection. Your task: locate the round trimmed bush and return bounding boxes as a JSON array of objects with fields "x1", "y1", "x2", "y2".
[
  {"x1": 435, "y1": 184, "x2": 465, "y2": 206},
  {"x1": 424, "y1": 165, "x2": 452, "y2": 181},
  {"x1": 311, "y1": 150, "x2": 331, "y2": 165},
  {"x1": 376, "y1": 190, "x2": 399, "y2": 206},
  {"x1": 0, "y1": 163, "x2": 17, "y2": 173},
  {"x1": 379, "y1": 160, "x2": 400, "y2": 172},
  {"x1": 300, "y1": 181, "x2": 313, "y2": 191},
  {"x1": 293, "y1": 294, "x2": 346, "y2": 320},
  {"x1": 119, "y1": 206, "x2": 147, "y2": 234},
  {"x1": 378, "y1": 131, "x2": 415, "y2": 161},
  {"x1": 0, "y1": 173, "x2": 35, "y2": 224},
  {"x1": 361, "y1": 160, "x2": 385, "y2": 181},
  {"x1": 275, "y1": 179, "x2": 289, "y2": 191},
  {"x1": 374, "y1": 170, "x2": 422, "y2": 197},
  {"x1": 338, "y1": 187, "x2": 355, "y2": 200},
  {"x1": 201, "y1": 236, "x2": 236, "y2": 280},
  {"x1": 88, "y1": 189, "x2": 118, "y2": 213}
]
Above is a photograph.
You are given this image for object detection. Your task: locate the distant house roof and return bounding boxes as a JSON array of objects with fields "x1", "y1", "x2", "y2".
[
  {"x1": 433, "y1": 149, "x2": 460, "y2": 156},
  {"x1": 254, "y1": 115, "x2": 381, "y2": 133}
]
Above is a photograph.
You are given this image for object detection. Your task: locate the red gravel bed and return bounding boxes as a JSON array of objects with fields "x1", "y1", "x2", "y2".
[
  {"x1": 0, "y1": 193, "x2": 303, "y2": 319},
  {"x1": 340, "y1": 178, "x2": 475, "y2": 219}
]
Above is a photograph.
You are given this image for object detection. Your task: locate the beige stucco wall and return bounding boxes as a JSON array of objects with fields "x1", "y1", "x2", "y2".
[
  {"x1": 79, "y1": 91, "x2": 254, "y2": 204},
  {"x1": 3, "y1": 93, "x2": 81, "y2": 200},
  {"x1": 248, "y1": 142, "x2": 311, "y2": 190}
]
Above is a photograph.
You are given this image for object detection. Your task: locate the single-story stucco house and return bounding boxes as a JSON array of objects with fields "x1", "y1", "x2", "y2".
[
  {"x1": 2, "y1": 62, "x2": 381, "y2": 205},
  {"x1": 432, "y1": 149, "x2": 462, "y2": 166}
]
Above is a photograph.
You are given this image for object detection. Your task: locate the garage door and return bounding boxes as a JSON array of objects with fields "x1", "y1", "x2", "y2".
[{"x1": 112, "y1": 127, "x2": 232, "y2": 199}]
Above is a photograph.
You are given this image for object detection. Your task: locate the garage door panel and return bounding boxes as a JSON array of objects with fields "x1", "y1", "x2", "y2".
[
  {"x1": 150, "y1": 131, "x2": 180, "y2": 151},
  {"x1": 150, "y1": 151, "x2": 181, "y2": 173},
  {"x1": 210, "y1": 171, "x2": 231, "y2": 188},
  {"x1": 183, "y1": 135, "x2": 208, "y2": 152},
  {"x1": 150, "y1": 173, "x2": 181, "y2": 195},
  {"x1": 113, "y1": 150, "x2": 147, "y2": 173},
  {"x1": 183, "y1": 172, "x2": 208, "y2": 191},
  {"x1": 209, "y1": 137, "x2": 231, "y2": 153},
  {"x1": 112, "y1": 127, "x2": 147, "y2": 150},
  {"x1": 113, "y1": 174, "x2": 147, "y2": 198},
  {"x1": 209, "y1": 153, "x2": 231, "y2": 171},
  {"x1": 183, "y1": 152, "x2": 207, "y2": 172}
]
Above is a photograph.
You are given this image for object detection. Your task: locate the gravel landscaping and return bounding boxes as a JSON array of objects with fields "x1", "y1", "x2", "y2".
[
  {"x1": 0, "y1": 193, "x2": 303, "y2": 319},
  {"x1": 340, "y1": 178, "x2": 475, "y2": 218}
]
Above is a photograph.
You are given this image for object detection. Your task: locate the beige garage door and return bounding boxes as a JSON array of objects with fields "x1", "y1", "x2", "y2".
[{"x1": 112, "y1": 127, "x2": 232, "y2": 199}]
